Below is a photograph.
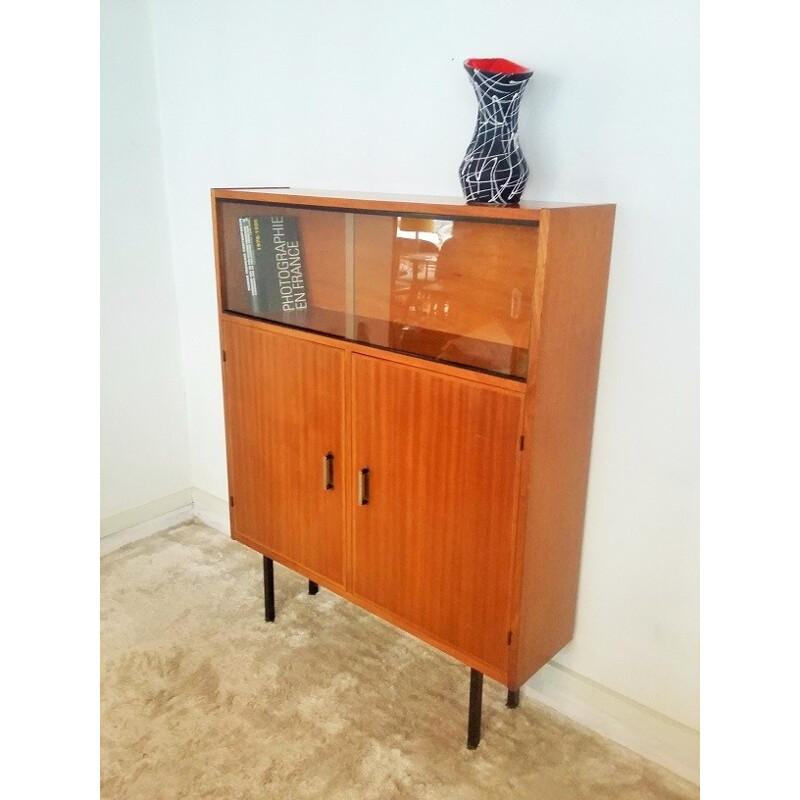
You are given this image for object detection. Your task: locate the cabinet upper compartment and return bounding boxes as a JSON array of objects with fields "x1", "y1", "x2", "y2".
[{"x1": 212, "y1": 188, "x2": 550, "y2": 380}]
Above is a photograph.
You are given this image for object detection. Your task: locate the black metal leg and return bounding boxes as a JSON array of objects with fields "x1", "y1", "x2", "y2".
[
  {"x1": 308, "y1": 580, "x2": 319, "y2": 595},
  {"x1": 467, "y1": 669, "x2": 483, "y2": 749},
  {"x1": 506, "y1": 688, "x2": 520, "y2": 709},
  {"x1": 263, "y1": 556, "x2": 275, "y2": 622}
]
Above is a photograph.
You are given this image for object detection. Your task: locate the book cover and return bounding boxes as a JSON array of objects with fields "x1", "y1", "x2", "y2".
[{"x1": 239, "y1": 215, "x2": 308, "y2": 315}]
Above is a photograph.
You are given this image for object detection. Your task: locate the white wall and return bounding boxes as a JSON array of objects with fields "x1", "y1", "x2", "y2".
[
  {"x1": 100, "y1": 0, "x2": 191, "y2": 519},
  {"x1": 146, "y1": 0, "x2": 698, "y2": 731}
]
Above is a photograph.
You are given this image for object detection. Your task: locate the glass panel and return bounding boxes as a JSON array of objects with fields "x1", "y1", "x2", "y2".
[
  {"x1": 217, "y1": 200, "x2": 537, "y2": 379},
  {"x1": 217, "y1": 201, "x2": 348, "y2": 338},
  {"x1": 353, "y1": 214, "x2": 537, "y2": 378}
]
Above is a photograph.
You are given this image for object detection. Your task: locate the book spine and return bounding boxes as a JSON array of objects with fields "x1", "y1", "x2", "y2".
[
  {"x1": 252, "y1": 215, "x2": 308, "y2": 314},
  {"x1": 238, "y1": 217, "x2": 261, "y2": 316}
]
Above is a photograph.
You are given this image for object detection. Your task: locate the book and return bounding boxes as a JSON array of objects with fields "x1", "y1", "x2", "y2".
[
  {"x1": 237, "y1": 217, "x2": 261, "y2": 315},
  {"x1": 237, "y1": 215, "x2": 308, "y2": 315}
]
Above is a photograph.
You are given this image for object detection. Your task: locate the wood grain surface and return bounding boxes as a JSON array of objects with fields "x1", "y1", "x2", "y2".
[
  {"x1": 212, "y1": 186, "x2": 551, "y2": 222},
  {"x1": 510, "y1": 204, "x2": 616, "y2": 687},
  {"x1": 350, "y1": 354, "x2": 523, "y2": 672},
  {"x1": 221, "y1": 319, "x2": 347, "y2": 586}
]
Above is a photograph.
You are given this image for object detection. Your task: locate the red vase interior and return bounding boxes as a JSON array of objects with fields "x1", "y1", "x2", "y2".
[{"x1": 465, "y1": 58, "x2": 531, "y2": 75}]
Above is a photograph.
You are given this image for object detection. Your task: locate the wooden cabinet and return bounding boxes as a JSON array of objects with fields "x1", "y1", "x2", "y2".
[{"x1": 212, "y1": 188, "x2": 615, "y2": 746}]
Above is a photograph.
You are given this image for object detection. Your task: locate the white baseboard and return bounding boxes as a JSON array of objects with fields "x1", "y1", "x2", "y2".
[
  {"x1": 99, "y1": 488, "x2": 227, "y2": 557},
  {"x1": 191, "y1": 487, "x2": 231, "y2": 534},
  {"x1": 100, "y1": 489, "x2": 194, "y2": 556},
  {"x1": 523, "y1": 662, "x2": 699, "y2": 785},
  {"x1": 100, "y1": 488, "x2": 699, "y2": 784}
]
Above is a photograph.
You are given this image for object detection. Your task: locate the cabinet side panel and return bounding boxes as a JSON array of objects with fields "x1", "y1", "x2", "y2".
[{"x1": 513, "y1": 205, "x2": 615, "y2": 687}]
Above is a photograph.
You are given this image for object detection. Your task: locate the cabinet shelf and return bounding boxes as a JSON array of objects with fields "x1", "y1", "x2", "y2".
[{"x1": 215, "y1": 198, "x2": 538, "y2": 379}]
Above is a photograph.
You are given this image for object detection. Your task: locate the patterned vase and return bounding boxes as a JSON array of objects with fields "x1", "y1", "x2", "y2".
[{"x1": 458, "y1": 58, "x2": 533, "y2": 206}]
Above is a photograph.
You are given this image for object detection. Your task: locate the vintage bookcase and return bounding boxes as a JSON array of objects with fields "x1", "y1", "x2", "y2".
[{"x1": 211, "y1": 187, "x2": 615, "y2": 748}]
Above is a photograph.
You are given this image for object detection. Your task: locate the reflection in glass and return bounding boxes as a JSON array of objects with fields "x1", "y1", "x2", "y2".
[
  {"x1": 219, "y1": 200, "x2": 535, "y2": 379},
  {"x1": 385, "y1": 217, "x2": 533, "y2": 378}
]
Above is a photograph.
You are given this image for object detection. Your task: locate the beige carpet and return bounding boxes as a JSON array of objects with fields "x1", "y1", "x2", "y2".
[{"x1": 100, "y1": 522, "x2": 698, "y2": 799}]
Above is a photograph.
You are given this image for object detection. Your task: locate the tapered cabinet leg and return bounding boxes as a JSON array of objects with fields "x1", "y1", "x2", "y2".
[
  {"x1": 308, "y1": 580, "x2": 319, "y2": 595},
  {"x1": 467, "y1": 669, "x2": 484, "y2": 749},
  {"x1": 506, "y1": 688, "x2": 520, "y2": 709},
  {"x1": 263, "y1": 556, "x2": 275, "y2": 622}
]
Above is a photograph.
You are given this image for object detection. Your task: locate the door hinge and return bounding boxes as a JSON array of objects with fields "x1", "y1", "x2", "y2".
[
  {"x1": 229, "y1": 495, "x2": 234, "y2": 508},
  {"x1": 222, "y1": 349, "x2": 227, "y2": 362},
  {"x1": 519, "y1": 435, "x2": 525, "y2": 451},
  {"x1": 507, "y1": 631, "x2": 513, "y2": 646}
]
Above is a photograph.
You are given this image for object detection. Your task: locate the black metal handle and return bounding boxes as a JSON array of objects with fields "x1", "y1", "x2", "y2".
[
  {"x1": 358, "y1": 467, "x2": 370, "y2": 505},
  {"x1": 323, "y1": 452, "x2": 334, "y2": 490}
]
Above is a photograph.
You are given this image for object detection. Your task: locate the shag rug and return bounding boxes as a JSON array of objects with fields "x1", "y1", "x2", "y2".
[{"x1": 100, "y1": 522, "x2": 699, "y2": 799}]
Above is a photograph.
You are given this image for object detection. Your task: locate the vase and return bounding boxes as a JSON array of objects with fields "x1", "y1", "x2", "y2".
[{"x1": 458, "y1": 58, "x2": 533, "y2": 206}]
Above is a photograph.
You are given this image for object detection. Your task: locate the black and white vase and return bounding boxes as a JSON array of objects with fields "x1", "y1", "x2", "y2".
[{"x1": 458, "y1": 58, "x2": 533, "y2": 206}]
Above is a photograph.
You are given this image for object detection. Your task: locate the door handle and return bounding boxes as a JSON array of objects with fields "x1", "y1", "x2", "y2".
[
  {"x1": 323, "y1": 452, "x2": 334, "y2": 490},
  {"x1": 358, "y1": 467, "x2": 370, "y2": 506}
]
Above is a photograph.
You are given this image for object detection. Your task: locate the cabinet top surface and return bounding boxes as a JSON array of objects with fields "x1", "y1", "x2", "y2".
[{"x1": 212, "y1": 187, "x2": 612, "y2": 222}]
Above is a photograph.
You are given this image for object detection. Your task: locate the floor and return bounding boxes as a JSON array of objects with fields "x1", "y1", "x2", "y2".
[{"x1": 100, "y1": 522, "x2": 700, "y2": 799}]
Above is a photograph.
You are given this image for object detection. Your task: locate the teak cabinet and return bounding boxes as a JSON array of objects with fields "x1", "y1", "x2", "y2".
[{"x1": 212, "y1": 188, "x2": 615, "y2": 747}]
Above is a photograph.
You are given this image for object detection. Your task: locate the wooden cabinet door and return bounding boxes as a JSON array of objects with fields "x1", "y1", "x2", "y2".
[
  {"x1": 222, "y1": 320, "x2": 346, "y2": 586},
  {"x1": 351, "y1": 354, "x2": 523, "y2": 671}
]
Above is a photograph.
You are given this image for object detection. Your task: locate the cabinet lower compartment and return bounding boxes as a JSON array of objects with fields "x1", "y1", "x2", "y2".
[{"x1": 223, "y1": 317, "x2": 525, "y2": 681}]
